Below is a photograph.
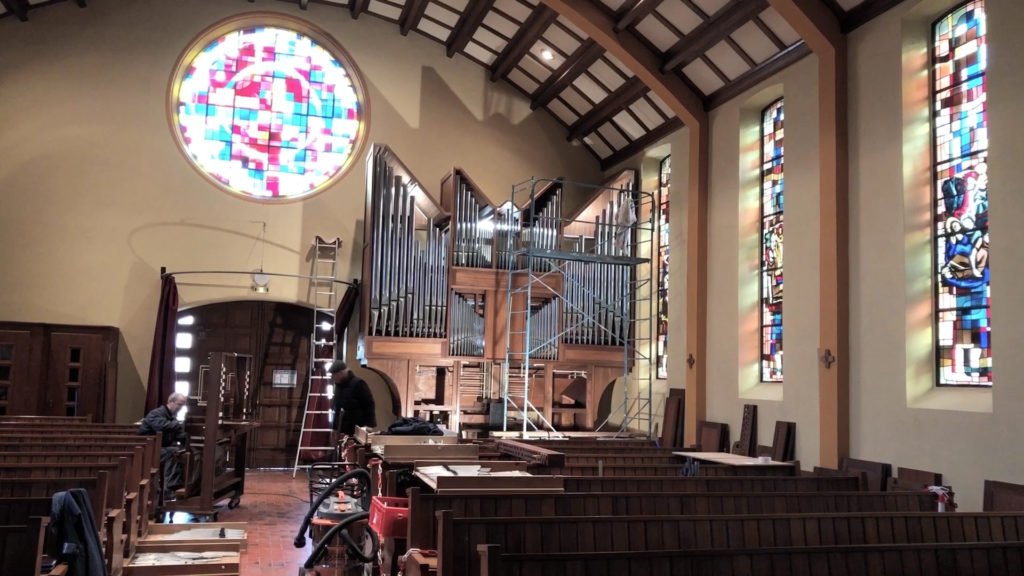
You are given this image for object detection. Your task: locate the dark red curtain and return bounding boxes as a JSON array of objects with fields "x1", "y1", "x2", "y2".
[{"x1": 144, "y1": 274, "x2": 179, "y2": 414}]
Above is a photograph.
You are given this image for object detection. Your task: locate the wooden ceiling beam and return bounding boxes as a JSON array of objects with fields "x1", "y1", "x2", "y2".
[
  {"x1": 614, "y1": 0, "x2": 665, "y2": 32},
  {"x1": 767, "y1": 0, "x2": 840, "y2": 55},
  {"x1": 349, "y1": 0, "x2": 370, "y2": 19},
  {"x1": 661, "y1": 0, "x2": 768, "y2": 72},
  {"x1": 1, "y1": 0, "x2": 28, "y2": 22},
  {"x1": 567, "y1": 77, "x2": 648, "y2": 141},
  {"x1": 753, "y1": 15, "x2": 787, "y2": 50},
  {"x1": 540, "y1": 0, "x2": 704, "y2": 128},
  {"x1": 399, "y1": 0, "x2": 429, "y2": 36},
  {"x1": 530, "y1": 39, "x2": 604, "y2": 110},
  {"x1": 600, "y1": 117, "x2": 681, "y2": 170},
  {"x1": 491, "y1": 5, "x2": 559, "y2": 81},
  {"x1": 446, "y1": 0, "x2": 495, "y2": 58},
  {"x1": 843, "y1": 0, "x2": 908, "y2": 33},
  {"x1": 705, "y1": 41, "x2": 811, "y2": 109}
]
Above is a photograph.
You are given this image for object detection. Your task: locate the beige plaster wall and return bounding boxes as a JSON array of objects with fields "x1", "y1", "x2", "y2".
[
  {"x1": 0, "y1": 0, "x2": 599, "y2": 422},
  {"x1": 847, "y1": 0, "x2": 1024, "y2": 511}
]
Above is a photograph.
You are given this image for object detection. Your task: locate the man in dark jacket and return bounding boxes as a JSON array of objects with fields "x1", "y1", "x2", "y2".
[
  {"x1": 328, "y1": 361, "x2": 376, "y2": 435},
  {"x1": 138, "y1": 392, "x2": 188, "y2": 499}
]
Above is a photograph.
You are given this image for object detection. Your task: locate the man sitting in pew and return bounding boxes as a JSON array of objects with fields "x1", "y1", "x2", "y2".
[{"x1": 138, "y1": 392, "x2": 188, "y2": 499}]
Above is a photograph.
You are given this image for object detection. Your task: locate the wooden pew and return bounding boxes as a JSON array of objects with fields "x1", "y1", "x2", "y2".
[
  {"x1": 0, "y1": 476, "x2": 117, "y2": 575},
  {"x1": 406, "y1": 488, "x2": 942, "y2": 552},
  {"x1": 0, "y1": 416, "x2": 89, "y2": 423},
  {"x1": 441, "y1": 511, "x2": 1024, "y2": 576},
  {"x1": 0, "y1": 516, "x2": 49, "y2": 576},
  {"x1": 535, "y1": 463, "x2": 795, "y2": 477},
  {"x1": 0, "y1": 451, "x2": 147, "y2": 555},
  {"x1": 0, "y1": 440, "x2": 160, "y2": 530},
  {"x1": 0, "y1": 435, "x2": 161, "y2": 503},
  {"x1": 560, "y1": 454, "x2": 684, "y2": 465},
  {"x1": 475, "y1": 541, "x2": 1024, "y2": 576},
  {"x1": 562, "y1": 475, "x2": 861, "y2": 493},
  {"x1": 0, "y1": 463, "x2": 126, "y2": 575}
]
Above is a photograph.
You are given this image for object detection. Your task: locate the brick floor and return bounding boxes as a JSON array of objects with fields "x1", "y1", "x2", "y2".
[{"x1": 160, "y1": 469, "x2": 363, "y2": 576}]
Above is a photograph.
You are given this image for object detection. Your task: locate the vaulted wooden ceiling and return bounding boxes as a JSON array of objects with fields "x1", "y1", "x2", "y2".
[{"x1": 1, "y1": 0, "x2": 902, "y2": 169}]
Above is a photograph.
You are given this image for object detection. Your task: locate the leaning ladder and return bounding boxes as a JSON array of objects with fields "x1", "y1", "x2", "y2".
[{"x1": 293, "y1": 236, "x2": 342, "y2": 477}]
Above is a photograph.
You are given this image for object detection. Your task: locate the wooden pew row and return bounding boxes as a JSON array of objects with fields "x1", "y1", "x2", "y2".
[
  {"x1": 560, "y1": 454, "x2": 685, "y2": 465},
  {"x1": 0, "y1": 463, "x2": 128, "y2": 572},
  {"x1": 0, "y1": 440, "x2": 160, "y2": 532},
  {"x1": 0, "y1": 476, "x2": 118, "y2": 576},
  {"x1": 562, "y1": 475, "x2": 861, "y2": 493},
  {"x1": 0, "y1": 516, "x2": 50, "y2": 576},
  {"x1": 475, "y1": 541, "x2": 1024, "y2": 576},
  {"x1": 439, "y1": 511, "x2": 1024, "y2": 576},
  {"x1": 0, "y1": 451, "x2": 148, "y2": 555},
  {"x1": 0, "y1": 434, "x2": 161, "y2": 504},
  {"x1": 0, "y1": 416, "x2": 89, "y2": 423},
  {"x1": 533, "y1": 463, "x2": 796, "y2": 477},
  {"x1": 406, "y1": 488, "x2": 942, "y2": 551},
  {"x1": 533, "y1": 464, "x2": 684, "y2": 477},
  {"x1": 0, "y1": 423, "x2": 139, "y2": 430}
]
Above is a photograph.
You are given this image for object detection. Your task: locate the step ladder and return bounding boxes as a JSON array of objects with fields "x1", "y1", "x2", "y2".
[{"x1": 293, "y1": 236, "x2": 342, "y2": 477}]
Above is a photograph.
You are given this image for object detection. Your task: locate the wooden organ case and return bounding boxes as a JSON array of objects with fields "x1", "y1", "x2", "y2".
[{"x1": 358, "y1": 145, "x2": 644, "y2": 436}]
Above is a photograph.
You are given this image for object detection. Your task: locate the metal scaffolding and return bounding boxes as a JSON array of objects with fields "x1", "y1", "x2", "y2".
[{"x1": 500, "y1": 176, "x2": 658, "y2": 438}]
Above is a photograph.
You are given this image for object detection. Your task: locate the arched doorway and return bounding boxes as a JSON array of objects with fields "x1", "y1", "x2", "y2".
[{"x1": 174, "y1": 300, "x2": 395, "y2": 468}]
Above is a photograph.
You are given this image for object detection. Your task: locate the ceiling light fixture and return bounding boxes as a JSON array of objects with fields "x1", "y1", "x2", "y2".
[{"x1": 540, "y1": 48, "x2": 554, "y2": 61}]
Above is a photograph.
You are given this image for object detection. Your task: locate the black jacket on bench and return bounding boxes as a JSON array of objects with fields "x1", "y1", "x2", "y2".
[{"x1": 49, "y1": 488, "x2": 107, "y2": 576}]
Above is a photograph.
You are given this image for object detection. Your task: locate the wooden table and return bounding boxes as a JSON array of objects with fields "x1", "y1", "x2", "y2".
[{"x1": 672, "y1": 451, "x2": 793, "y2": 466}]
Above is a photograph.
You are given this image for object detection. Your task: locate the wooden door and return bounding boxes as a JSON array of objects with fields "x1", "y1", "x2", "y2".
[
  {"x1": 46, "y1": 332, "x2": 107, "y2": 419},
  {"x1": 254, "y1": 305, "x2": 312, "y2": 468},
  {"x1": 0, "y1": 329, "x2": 41, "y2": 416}
]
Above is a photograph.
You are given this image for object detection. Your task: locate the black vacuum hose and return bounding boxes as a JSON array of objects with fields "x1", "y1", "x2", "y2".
[
  {"x1": 293, "y1": 468, "x2": 371, "y2": 548},
  {"x1": 302, "y1": 511, "x2": 380, "y2": 569}
]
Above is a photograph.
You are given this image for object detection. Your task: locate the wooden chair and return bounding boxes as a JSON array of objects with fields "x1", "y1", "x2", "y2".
[
  {"x1": 841, "y1": 457, "x2": 892, "y2": 492},
  {"x1": 984, "y1": 479, "x2": 1024, "y2": 511},
  {"x1": 757, "y1": 421, "x2": 796, "y2": 462}
]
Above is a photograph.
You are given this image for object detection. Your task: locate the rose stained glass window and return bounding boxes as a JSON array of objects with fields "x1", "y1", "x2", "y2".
[{"x1": 172, "y1": 18, "x2": 366, "y2": 200}]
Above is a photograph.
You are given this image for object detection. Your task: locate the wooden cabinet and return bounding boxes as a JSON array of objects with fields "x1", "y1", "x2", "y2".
[{"x1": 0, "y1": 322, "x2": 118, "y2": 422}]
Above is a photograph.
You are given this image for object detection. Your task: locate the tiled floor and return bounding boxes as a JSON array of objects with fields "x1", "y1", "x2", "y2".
[{"x1": 160, "y1": 470, "x2": 357, "y2": 575}]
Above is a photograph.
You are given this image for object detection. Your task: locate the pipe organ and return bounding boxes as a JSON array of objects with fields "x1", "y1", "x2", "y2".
[{"x1": 359, "y1": 145, "x2": 646, "y2": 435}]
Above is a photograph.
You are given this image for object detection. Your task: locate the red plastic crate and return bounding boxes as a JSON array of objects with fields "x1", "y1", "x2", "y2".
[{"x1": 368, "y1": 496, "x2": 409, "y2": 538}]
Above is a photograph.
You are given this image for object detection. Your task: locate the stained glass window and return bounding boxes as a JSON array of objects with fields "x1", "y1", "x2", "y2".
[
  {"x1": 656, "y1": 156, "x2": 670, "y2": 381},
  {"x1": 760, "y1": 99, "x2": 784, "y2": 383},
  {"x1": 171, "y1": 17, "x2": 366, "y2": 200},
  {"x1": 932, "y1": 1, "x2": 991, "y2": 386}
]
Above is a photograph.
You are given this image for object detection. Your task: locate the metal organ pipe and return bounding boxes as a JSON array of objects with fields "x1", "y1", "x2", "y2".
[{"x1": 367, "y1": 150, "x2": 449, "y2": 339}]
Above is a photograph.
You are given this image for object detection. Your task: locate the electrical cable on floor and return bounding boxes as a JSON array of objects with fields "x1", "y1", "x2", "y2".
[{"x1": 242, "y1": 492, "x2": 308, "y2": 502}]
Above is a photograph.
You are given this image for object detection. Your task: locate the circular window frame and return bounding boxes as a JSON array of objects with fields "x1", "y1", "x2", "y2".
[{"x1": 167, "y1": 12, "x2": 370, "y2": 203}]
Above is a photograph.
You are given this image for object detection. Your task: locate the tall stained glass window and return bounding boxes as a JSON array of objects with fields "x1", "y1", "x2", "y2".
[
  {"x1": 656, "y1": 156, "x2": 670, "y2": 381},
  {"x1": 760, "y1": 99, "x2": 784, "y2": 382},
  {"x1": 932, "y1": 1, "x2": 991, "y2": 386},
  {"x1": 170, "y1": 16, "x2": 367, "y2": 201}
]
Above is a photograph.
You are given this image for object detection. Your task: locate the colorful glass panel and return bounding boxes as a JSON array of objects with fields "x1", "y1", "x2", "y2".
[
  {"x1": 760, "y1": 99, "x2": 784, "y2": 382},
  {"x1": 656, "y1": 156, "x2": 670, "y2": 381},
  {"x1": 933, "y1": 1, "x2": 991, "y2": 385},
  {"x1": 173, "y1": 23, "x2": 365, "y2": 200}
]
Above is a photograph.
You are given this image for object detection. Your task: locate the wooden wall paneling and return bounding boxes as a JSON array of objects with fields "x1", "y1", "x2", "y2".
[
  {"x1": 0, "y1": 329, "x2": 38, "y2": 416},
  {"x1": 45, "y1": 331, "x2": 105, "y2": 420},
  {"x1": 367, "y1": 359, "x2": 411, "y2": 418}
]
